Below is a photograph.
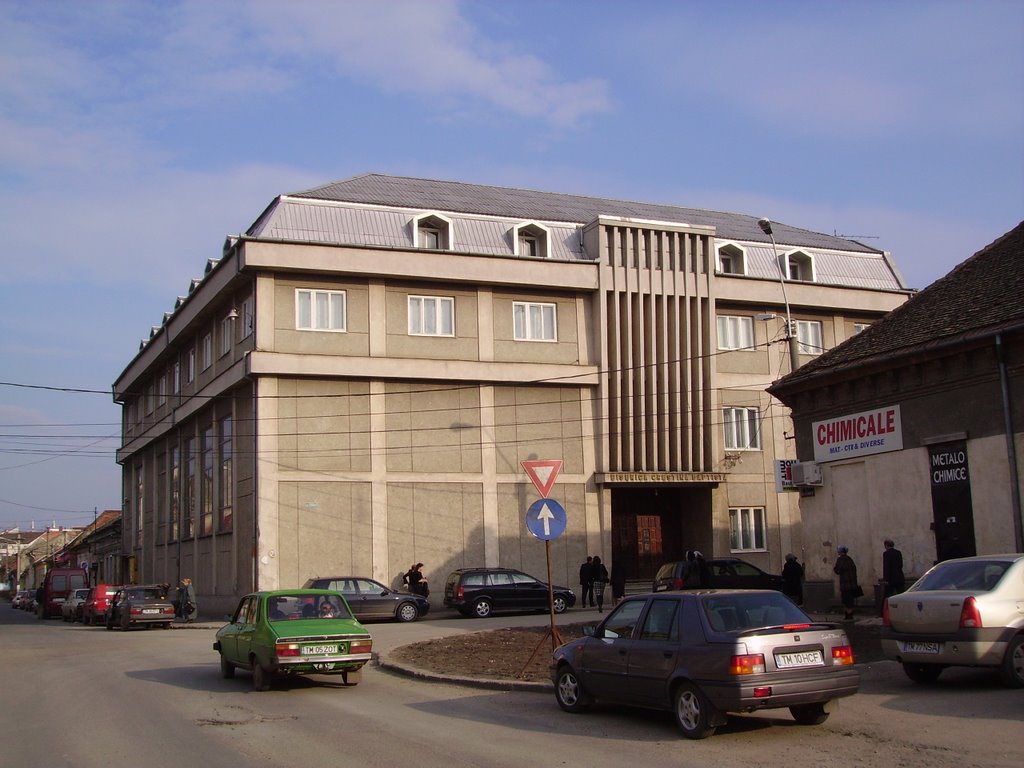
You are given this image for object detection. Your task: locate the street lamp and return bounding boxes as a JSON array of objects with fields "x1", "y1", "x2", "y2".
[{"x1": 758, "y1": 218, "x2": 801, "y2": 372}]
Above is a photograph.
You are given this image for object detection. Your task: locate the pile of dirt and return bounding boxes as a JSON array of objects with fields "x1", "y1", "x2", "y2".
[{"x1": 387, "y1": 619, "x2": 883, "y2": 684}]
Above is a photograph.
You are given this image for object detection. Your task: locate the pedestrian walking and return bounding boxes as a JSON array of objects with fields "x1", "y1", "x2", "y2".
[
  {"x1": 591, "y1": 556, "x2": 609, "y2": 612},
  {"x1": 579, "y1": 556, "x2": 594, "y2": 608},
  {"x1": 179, "y1": 577, "x2": 198, "y2": 623},
  {"x1": 781, "y1": 553, "x2": 804, "y2": 605},
  {"x1": 833, "y1": 546, "x2": 861, "y2": 621},
  {"x1": 881, "y1": 539, "x2": 905, "y2": 597}
]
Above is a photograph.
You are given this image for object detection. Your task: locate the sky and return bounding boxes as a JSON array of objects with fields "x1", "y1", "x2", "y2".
[{"x1": 1, "y1": 0, "x2": 1022, "y2": 531}]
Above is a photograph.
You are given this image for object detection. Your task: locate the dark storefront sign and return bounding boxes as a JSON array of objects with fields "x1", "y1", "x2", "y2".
[{"x1": 928, "y1": 441, "x2": 977, "y2": 560}]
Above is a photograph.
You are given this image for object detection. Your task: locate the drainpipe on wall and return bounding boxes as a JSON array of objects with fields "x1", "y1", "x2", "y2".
[{"x1": 995, "y1": 333, "x2": 1024, "y2": 552}]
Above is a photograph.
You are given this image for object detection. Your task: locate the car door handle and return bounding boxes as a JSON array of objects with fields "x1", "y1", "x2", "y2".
[{"x1": 663, "y1": 651, "x2": 674, "y2": 659}]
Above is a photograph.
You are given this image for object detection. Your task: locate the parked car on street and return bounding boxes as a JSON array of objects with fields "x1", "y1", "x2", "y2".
[
  {"x1": 12, "y1": 590, "x2": 30, "y2": 609},
  {"x1": 36, "y1": 567, "x2": 90, "y2": 619},
  {"x1": 881, "y1": 553, "x2": 1024, "y2": 687},
  {"x1": 652, "y1": 557, "x2": 785, "y2": 592},
  {"x1": 444, "y1": 567, "x2": 576, "y2": 618},
  {"x1": 214, "y1": 589, "x2": 373, "y2": 691},
  {"x1": 105, "y1": 585, "x2": 175, "y2": 630},
  {"x1": 61, "y1": 588, "x2": 91, "y2": 622},
  {"x1": 551, "y1": 589, "x2": 859, "y2": 739},
  {"x1": 82, "y1": 584, "x2": 121, "y2": 626},
  {"x1": 302, "y1": 576, "x2": 429, "y2": 622}
]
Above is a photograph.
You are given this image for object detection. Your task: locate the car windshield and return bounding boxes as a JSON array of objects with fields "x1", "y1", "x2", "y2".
[
  {"x1": 912, "y1": 560, "x2": 1010, "y2": 592},
  {"x1": 702, "y1": 593, "x2": 809, "y2": 632},
  {"x1": 266, "y1": 594, "x2": 352, "y2": 621},
  {"x1": 131, "y1": 588, "x2": 168, "y2": 601}
]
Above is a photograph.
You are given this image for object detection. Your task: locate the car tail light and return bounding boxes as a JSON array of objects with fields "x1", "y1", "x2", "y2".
[
  {"x1": 753, "y1": 686, "x2": 772, "y2": 698},
  {"x1": 673, "y1": 578, "x2": 683, "y2": 590},
  {"x1": 832, "y1": 645, "x2": 855, "y2": 665},
  {"x1": 457, "y1": 585, "x2": 465, "y2": 600},
  {"x1": 959, "y1": 596, "x2": 982, "y2": 628},
  {"x1": 275, "y1": 643, "x2": 301, "y2": 657},
  {"x1": 350, "y1": 638, "x2": 372, "y2": 654},
  {"x1": 783, "y1": 623, "x2": 811, "y2": 630},
  {"x1": 130, "y1": 607, "x2": 142, "y2": 616},
  {"x1": 730, "y1": 654, "x2": 765, "y2": 675},
  {"x1": 882, "y1": 599, "x2": 891, "y2": 627}
]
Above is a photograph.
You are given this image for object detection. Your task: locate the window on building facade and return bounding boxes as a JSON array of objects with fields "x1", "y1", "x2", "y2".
[
  {"x1": 795, "y1": 320, "x2": 823, "y2": 355},
  {"x1": 202, "y1": 333, "x2": 213, "y2": 371},
  {"x1": 158, "y1": 375, "x2": 166, "y2": 406},
  {"x1": 853, "y1": 322, "x2": 870, "y2": 335},
  {"x1": 200, "y1": 425, "x2": 214, "y2": 536},
  {"x1": 170, "y1": 445, "x2": 180, "y2": 541},
  {"x1": 413, "y1": 213, "x2": 452, "y2": 250},
  {"x1": 186, "y1": 348, "x2": 195, "y2": 384},
  {"x1": 157, "y1": 452, "x2": 166, "y2": 536},
  {"x1": 724, "y1": 407, "x2": 761, "y2": 450},
  {"x1": 513, "y1": 222, "x2": 550, "y2": 258},
  {"x1": 184, "y1": 436, "x2": 196, "y2": 539},
  {"x1": 730, "y1": 507, "x2": 767, "y2": 551},
  {"x1": 296, "y1": 289, "x2": 346, "y2": 332},
  {"x1": 146, "y1": 383, "x2": 155, "y2": 415},
  {"x1": 717, "y1": 315, "x2": 755, "y2": 351},
  {"x1": 785, "y1": 251, "x2": 814, "y2": 282},
  {"x1": 134, "y1": 463, "x2": 144, "y2": 547},
  {"x1": 218, "y1": 416, "x2": 233, "y2": 532},
  {"x1": 513, "y1": 301, "x2": 557, "y2": 342},
  {"x1": 408, "y1": 295, "x2": 455, "y2": 336},
  {"x1": 717, "y1": 243, "x2": 746, "y2": 275},
  {"x1": 220, "y1": 314, "x2": 233, "y2": 357},
  {"x1": 241, "y1": 297, "x2": 254, "y2": 339}
]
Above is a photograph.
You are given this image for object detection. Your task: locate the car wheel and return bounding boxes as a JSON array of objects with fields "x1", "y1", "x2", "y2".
[
  {"x1": 472, "y1": 598, "x2": 492, "y2": 618},
  {"x1": 252, "y1": 660, "x2": 270, "y2": 692},
  {"x1": 674, "y1": 682, "x2": 716, "y2": 740},
  {"x1": 554, "y1": 666, "x2": 592, "y2": 713},
  {"x1": 220, "y1": 653, "x2": 236, "y2": 679},
  {"x1": 789, "y1": 703, "x2": 830, "y2": 725},
  {"x1": 903, "y1": 662, "x2": 943, "y2": 684},
  {"x1": 396, "y1": 602, "x2": 419, "y2": 622},
  {"x1": 999, "y1": 634, "x2": 1024, "y2": 688},
  {"x1": 552, "y1": 596, "x2": 568, "y2": 614}
]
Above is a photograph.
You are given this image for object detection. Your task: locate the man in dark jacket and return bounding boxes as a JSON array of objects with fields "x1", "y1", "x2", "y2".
[
  {"x1": 579, "y1": 556, "x2": 594, "y2": 608},
  {"x1": 881, "y1": 539, "x2": 905, "y2": 597}
]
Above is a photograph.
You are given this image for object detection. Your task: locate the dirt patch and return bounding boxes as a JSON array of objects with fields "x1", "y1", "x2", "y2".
[{"x1": 387, "y1": 619, "x2": 883, "y2": 684}]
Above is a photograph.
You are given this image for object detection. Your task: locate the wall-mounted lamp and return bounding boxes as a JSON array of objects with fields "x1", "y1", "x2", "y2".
[
  {"x1": 758, "y1": 217, "x2": 801, "y2": 372},
  {"x1": 227, "y1": 307, "x2": 239, "y2": 321}
]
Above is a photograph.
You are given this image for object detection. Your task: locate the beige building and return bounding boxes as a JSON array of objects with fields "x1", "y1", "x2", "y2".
[
  {"x1": 113, "y1": 175, "x2": 910, "y2": 614},
  {"x1": 769, "y1": 222, "x2": 1024, "y2": 609}
]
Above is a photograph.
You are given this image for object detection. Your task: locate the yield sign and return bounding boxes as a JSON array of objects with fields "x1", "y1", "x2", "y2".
[{"x1": 521, "y1": 459, "x2": 562, "y2": 498}]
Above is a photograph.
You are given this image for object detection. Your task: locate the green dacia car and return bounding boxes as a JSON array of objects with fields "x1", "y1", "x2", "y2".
[{"x1": 214, "y1": 589, "x2": 373, "y2": 691}]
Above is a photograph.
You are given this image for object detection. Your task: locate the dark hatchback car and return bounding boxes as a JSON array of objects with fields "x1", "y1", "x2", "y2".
[
  {"x1": 302, "y1": 577, "x2": 430, "y2": 622},
  {"x1": 653, "y1": 557, "x2": 785, "y2": 592},
  {"x1": 444, "y1": 567, "x2": 576, "y2": 618},
  {"x1": 105, "y1": 585, "x2": 175, "y2": 630},
  {"x1": 551, "y1": 590, "x2": 859, "y2": 739}
]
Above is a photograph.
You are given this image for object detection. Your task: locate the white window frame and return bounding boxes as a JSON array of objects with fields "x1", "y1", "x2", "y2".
[
  {"x1": 201, "y1": 333, "x2": 213, "y2": 371},
  {"x1": 513, "y1": 301, "x2": 557, "y2": 342},
  {"x1": 408, "y1": 295, "x2": 455, "y2": 336},
  {"x1": 513, "y1": 222, "x2": 550, "y2": 258},
  {"x1": 716, "y1": 243, "x2": 747, "y2": 275},
  {"x1": 853, "y1": 322, "x2": 870, "y2": 335},
  {"x1": 172, "y1": 361, "x2": 181, "y2": 394},
  {"x1": 241, "y1": 297, "x2": 254, "y2": 339},
  {"x1": 186, "y1": 348, "x2": 195, "y2": 383},
  {"x1": 412, "y1": 213, "x2": 453, "y2": 250},
  {"x1": 296, "y1": 289, "x2": 347, "y2": 332},
  {"x1": 158, "y1": 374, "x2": 167, "y2": 406},
  {"x1": 729, "y1": 507, "x2": 767, "y2": 552},
  {"x1": 784, "y1": 250, "x2": 815, "y2": 282},
  {"x1": 717, "y1": 315, "x2": 755, "y2": 351},
  {"x1": 723, "y1": 407, "x2": 761, "y2": 450},
  {"x1": 795, "y1": 320, "x2": 823, "y2": 355},
  {"x1": 220, "y1": 315, "x2": 233, "y2": 357}
]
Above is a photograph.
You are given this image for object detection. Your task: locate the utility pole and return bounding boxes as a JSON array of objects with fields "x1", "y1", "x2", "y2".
[{"x1": 758, "y1": 218, "x2": 802, "y2": 372}]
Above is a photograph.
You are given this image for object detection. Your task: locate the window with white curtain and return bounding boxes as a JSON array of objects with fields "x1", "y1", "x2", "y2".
[
  {"x1": 723, "y1": 407, "x2": 761, "y2": 450},
  {"x1": 513, "y1": 301, "x2": 556, "y2": 341},
  {"x1": 795, "y1": 320, "x2": 823, "y2": 355},
  {"x1": 408, "y1": 295, "x2": 455, "y2": 336},
  {"x1": 717, "y1": 315, "x2": 755, "y2": 351},
  {"x1": 296, "y1": 289, "x2": 346, "y2": 332},
  {"x1": 729, "y1": 507, "x2": 766, "y2": 551}
]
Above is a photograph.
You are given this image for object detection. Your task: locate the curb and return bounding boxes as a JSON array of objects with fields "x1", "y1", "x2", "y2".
[{"x1": 375, "y1": 650, "x2": 552, "y2": 692}]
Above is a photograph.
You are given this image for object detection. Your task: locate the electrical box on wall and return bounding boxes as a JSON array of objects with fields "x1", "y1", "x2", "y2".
[{"x1": 790, "y1": 461, "x2": 823, "y2": 486}]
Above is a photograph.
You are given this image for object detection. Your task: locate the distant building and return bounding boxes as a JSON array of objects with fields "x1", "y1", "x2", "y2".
[
  {"x1": 114, "y1": 174, "x2": 910, "y2": 614},
  {"x1": 769, "y1": 222, "x2": 1024, "y2": 609}
]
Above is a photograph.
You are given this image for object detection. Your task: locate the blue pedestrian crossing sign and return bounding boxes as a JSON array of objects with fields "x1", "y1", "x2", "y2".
[{"x1": 526, "y1": 498, "x2": 567, "y2": 541}]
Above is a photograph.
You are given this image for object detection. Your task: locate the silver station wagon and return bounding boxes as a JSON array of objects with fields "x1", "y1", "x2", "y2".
[
  {"x1": 551, "y1": 590, "x2": 860, "y2": 739},
  {"x1": 881, "y1": 553, "x2": 1024, "y2": 687}
]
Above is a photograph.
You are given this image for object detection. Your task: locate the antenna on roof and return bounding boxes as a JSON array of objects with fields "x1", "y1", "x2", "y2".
[{"x1": 833, "y1": 229, "x2": 880, "y2": 239}]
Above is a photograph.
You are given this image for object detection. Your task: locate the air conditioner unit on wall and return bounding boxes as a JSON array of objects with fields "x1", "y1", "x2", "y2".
[{"x1": 790, "y1": 461, "x2": 823, "y2": 486}]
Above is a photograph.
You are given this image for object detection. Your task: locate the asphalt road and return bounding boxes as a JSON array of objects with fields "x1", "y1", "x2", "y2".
[{"x1": 2, "y1": 605, "x2": 1021, "y2": 768}]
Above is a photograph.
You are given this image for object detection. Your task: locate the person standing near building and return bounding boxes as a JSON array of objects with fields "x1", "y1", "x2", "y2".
[
  {"x1": 782, "y1": 553, "x2": 804, "y2": 605},
  {"x1": 579, "y1": 556, "x2": 594, "y2": 608},
  {"x1": 591, "y1": 556, "x2": 609, "y2": 613},
  {"x1": 881, "y1": 539, "x2": 905, "y2": 597},
  {"x1": 406, "y1": 563, "x2": 428, "y2": 597},
  {"x1": 179, "y1": 577, "x2": 197, "y2": 623},
  {"x1": 833, "y1": 546, "x2": 860, "y2": 621}
]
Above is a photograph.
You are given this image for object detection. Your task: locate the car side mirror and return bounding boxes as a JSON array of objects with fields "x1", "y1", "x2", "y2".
[
  {"x1": 583, "y1": 625, "x2": 597, "y2": 637},
  {"x1": 380, "y1": 590, "x2": 388, "y2": 596}
]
